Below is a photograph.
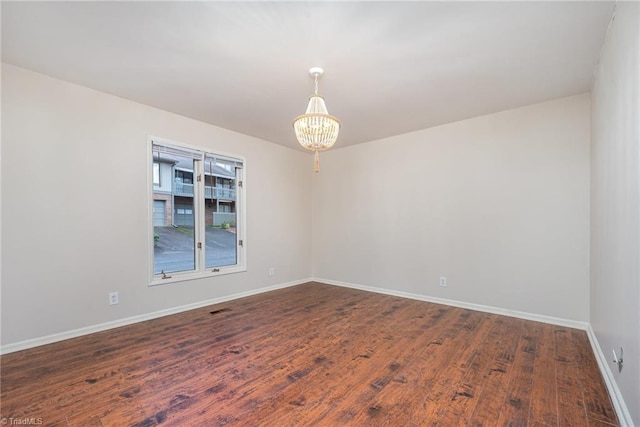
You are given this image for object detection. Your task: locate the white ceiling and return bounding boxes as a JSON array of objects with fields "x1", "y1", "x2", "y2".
[{"x1": 1, "y1": 1, "x2": 614, "y2": 151}]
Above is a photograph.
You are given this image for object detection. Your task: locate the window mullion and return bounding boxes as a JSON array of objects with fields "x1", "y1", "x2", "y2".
[{"x1": 194, "y1": 158, "x2": 206, "y2": 273}]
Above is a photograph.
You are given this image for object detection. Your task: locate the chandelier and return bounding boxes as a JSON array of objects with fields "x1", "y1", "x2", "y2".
[{"x1": 293, "y1": 67, "x2": 341, "y2": 172}]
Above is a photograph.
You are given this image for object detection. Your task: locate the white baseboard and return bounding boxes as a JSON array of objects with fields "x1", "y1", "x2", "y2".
[
  {"x1": 586, "y1": 325, "x2": 634, "y2": 427},
  {"x1": 314, "y1": 277, "x2": 589, "y2": 330},
  {"x1": 0, "y1": 278, "x2": 309, "y2": 355}
]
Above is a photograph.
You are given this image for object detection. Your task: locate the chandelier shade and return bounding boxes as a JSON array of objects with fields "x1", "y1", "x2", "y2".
[
  {"x1": 293, "y1": 67, "x2": 341, "y2": 172},
  {"x1": 293, "y1": 96, "x2": 340, "y2": 151}
]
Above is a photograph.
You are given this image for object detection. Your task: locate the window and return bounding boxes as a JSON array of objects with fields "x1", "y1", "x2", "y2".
[
  {"x1": 150, "y1": 138, "x2": 245, "y2": 284},
  {"x1": 175, "y1": 170, "x2": 193, "y2": 184}
]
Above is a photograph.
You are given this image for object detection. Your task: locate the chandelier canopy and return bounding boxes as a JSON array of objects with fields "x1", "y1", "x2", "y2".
[{"x1": 293, "y1": 67, "x2": 341, "y2": 172}]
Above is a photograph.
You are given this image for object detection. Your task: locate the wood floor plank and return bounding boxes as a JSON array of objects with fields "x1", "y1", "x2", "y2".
[
  {"x1": 494, "y1": 320, "x2": 539, "y2": 426},
  {"x1": 570, "y1": 329, "x2": 619, "y2": 425},
  {"x1": 527, "y1": 321, "x2": 559, "y2": 426},
  {"x1": 259, "y1": 295, "x2": 432, "y2": 426},
  {"x1": 329, "y1": 305, "x2": 478, "y2": 426},
  {"x1": 0, "y1": 282, "x2": 618, "y2": 426},
  {"x1": 352, "y1": 307, "x2": 479, "y2": 426},
  {"x1": 409, "y1": 310, "x2": 497, "y2": 425},
  {"x1": 465, "y1": 316, "x2": 524, "y2": 424},
  {"x1": 554, "y1": 326, "x2": 590, "y2": 426}
]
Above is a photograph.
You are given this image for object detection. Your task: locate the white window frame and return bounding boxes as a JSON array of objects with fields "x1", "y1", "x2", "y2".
[{"x1": 148, "y1": 136, "x2": 246, "y2": 286}]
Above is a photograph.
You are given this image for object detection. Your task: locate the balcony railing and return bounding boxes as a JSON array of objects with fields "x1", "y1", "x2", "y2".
[
  {"x1": 174, "y1": 183, "x2": 236, "y2": 200},
  {"x1": 174, "y1": 182, "x2": 194, "y2": 196},
  {"x1": 208, "y1": 187, "x2": 236, "y2": 200}
]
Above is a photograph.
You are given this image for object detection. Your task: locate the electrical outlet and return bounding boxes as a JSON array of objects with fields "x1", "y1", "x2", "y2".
[
  {"x1": 439, "y1": 276, "x2": 447, "y2": 287},
  {"x1": 269, "y1": 267, "x2": 275, "y2": 277},
  {"x1": 109, "y1": 292, "x2": 119, "y2": 306}
]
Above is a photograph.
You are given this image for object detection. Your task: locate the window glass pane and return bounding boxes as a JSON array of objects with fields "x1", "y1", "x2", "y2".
[
  {"x1": 204, "y1": 155, "x2": 238, "y2": 269},
  {"x1": 153, "y1": 145, "x2": 196, "y2": 275},
  {"x1": 153, "y1": 163, "x2": 160, "y2": 185}
]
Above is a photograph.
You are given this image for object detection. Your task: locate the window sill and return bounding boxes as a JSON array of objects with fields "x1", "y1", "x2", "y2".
[{"x1": 149, "y1": 265, "x2": 246, "y2": 286}]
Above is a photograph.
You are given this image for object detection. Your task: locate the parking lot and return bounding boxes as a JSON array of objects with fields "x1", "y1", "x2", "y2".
[{"x1": 153, "y1": 226, "x2": 237, "y2": 274}]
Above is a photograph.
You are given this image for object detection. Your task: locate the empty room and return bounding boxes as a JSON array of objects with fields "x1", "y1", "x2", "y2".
[{"x1": 1, "y1": 1, "x2": 638, "y2": 426}]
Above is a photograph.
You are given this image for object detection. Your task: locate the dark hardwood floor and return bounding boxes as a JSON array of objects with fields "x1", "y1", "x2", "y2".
[{"x1": 1, "y1": 282, "x2": 618, "y2": 426}]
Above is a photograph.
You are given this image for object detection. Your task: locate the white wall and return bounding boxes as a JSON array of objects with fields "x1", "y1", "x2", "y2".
[
  {"x1": 313, "y1": 94, "x2": 590, "y2": 322},
  {"x1": 590, "y1": 2, "x2": 640, "y2": 425},
  {"x1": 1, "y1": 64, "x2": 312, "y2": 346}
]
